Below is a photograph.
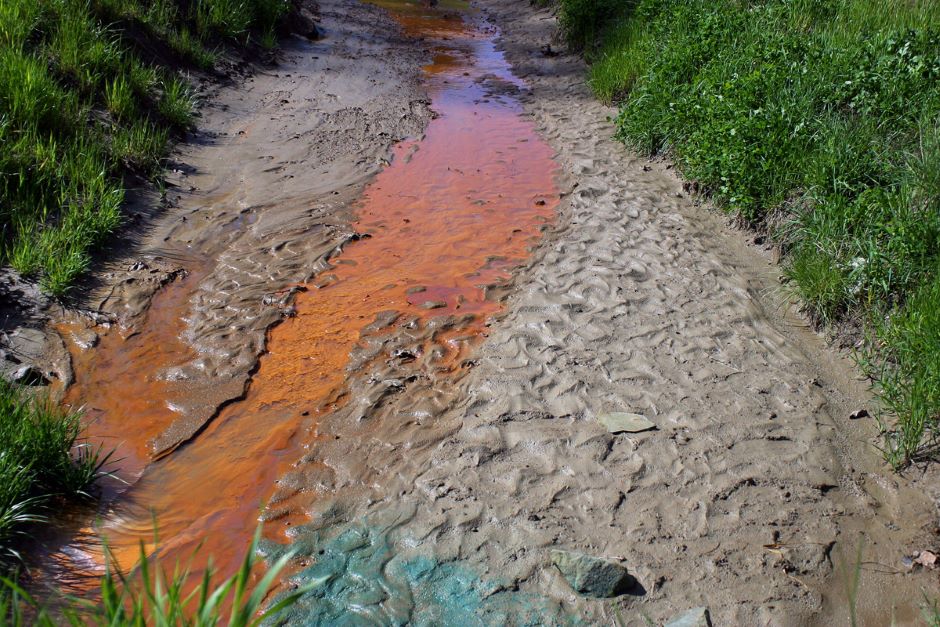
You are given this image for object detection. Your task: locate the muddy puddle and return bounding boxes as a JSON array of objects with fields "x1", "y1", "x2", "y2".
[{"x1": 37, "y1": 0, "x2": 560, "y2": 611}]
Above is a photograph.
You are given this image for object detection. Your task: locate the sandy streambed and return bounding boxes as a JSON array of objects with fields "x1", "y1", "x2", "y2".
[
  {"x1": 16, "y1": 0, "x2": 938, "y2": 624},
  {"x1": 33, "y1": 0, "x2": 567, "y2": 603}
]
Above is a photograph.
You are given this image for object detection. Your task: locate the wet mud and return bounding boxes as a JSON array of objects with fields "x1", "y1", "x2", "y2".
[
  {"x1": 86, "y1": 0, "x2": 556, "y2": 585},
  {"x1": 39, "y1": 0, "x2": 564, "y2": 606}
]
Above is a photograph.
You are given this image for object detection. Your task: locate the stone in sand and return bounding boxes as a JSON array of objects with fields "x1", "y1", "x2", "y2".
[
  {"x1": 597, "y1": 412, "x2": 656, "y2": 433},
  {"x1": 664, "y1": 607, "x2": 712, "y2": 627},
  {"x1": 71, "y1": 328, "x2": 99, "y2": 351},
  {"x1": 549, "y1": 549, "x2": 634, "y2": 597}
]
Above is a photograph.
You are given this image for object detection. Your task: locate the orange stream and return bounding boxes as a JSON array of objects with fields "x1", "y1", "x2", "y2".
[{"x1": 51, "y1": 1, "x2": 558, "y2": 597}]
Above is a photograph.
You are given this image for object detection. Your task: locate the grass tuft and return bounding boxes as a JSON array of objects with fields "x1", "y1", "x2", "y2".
[
  {"x1": 1, "y1": 525, "x2": 311, "y2": 625},
  {"x1": 158, "y1": 75, "x2": 196, "y2": 129},
  {"x1": 0, "y1": 378, "x2": 109, "y2": 565},
  {"x1": 105, "y1": 75, "x2": 135, "y2": 121}
]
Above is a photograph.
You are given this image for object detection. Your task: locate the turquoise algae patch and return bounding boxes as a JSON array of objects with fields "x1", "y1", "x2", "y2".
[{"x1": 262, "y1": 521, "x2": 578, "y2": 626}]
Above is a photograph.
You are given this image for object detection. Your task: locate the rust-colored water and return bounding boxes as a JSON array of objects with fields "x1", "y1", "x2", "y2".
[
  {"x1": 60, "y1": 259, "x2": 209, "y2": 486},
  {"x1": 49, "y1": 0, "x2": 558, "y2": 598}
]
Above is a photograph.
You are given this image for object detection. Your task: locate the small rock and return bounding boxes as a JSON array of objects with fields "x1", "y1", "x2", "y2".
[
  {"x1": 71, "y1": 329, "x2": 99, "y2": 351},
  {"x1": 665, "y1": 607, "x2": 712, "y2": 627},
  {"x1": 849, "y1": 408, "x2": 869, "y2": 420},
  {"x1": 597, "y1": 412, "x2": 656, "y2": 433},
  {"x1": 420, "y1": 300, "x2": 446, "y2": 310},
  {"x1": 393, "y1": 349, "x2": 416, "y2": 363},
  {"x1": 549, "y1": 549, "x2": 634, "y2": 598},
  {"x1": 10, "y1": 365, "x2": 49, "y2": 386},
  {"x1": 914, "y1": 550, "x2": 938, "y2": 569},
  {"x1": 292, "y1": 6, "x2": 320, "y2": 40}
]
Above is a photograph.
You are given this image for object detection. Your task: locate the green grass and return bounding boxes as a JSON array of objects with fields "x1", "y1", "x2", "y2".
[
  {"x1": 1, "y1": 525, "x2": 311, "y2": 625},
  {"x1": 0, "y1": 0, "x2": 292, "y2": 296},
  {"x1": 924, "y1": 595, "x2": 940, "y2": 627},
  {"x1": 0, "y1": 378, "x2": 108, "y2": 565},
  {"x1": 565, "y1": 0, "x2": 940, "y2": 466},
  {"x1": 557, "y1": 0, "x2": 627, "y2": 51}
]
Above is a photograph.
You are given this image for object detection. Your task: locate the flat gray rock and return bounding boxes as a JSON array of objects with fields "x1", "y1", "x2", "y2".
[
  {"x1": 549, "y1": 549, "x2": 634, "y2": 597},
  {"x1": 665, "y1": 607, "x2": 712, "y2": 627},
  {"x1": 597, "y1": 412, "x2": 656, "y2": 433}
]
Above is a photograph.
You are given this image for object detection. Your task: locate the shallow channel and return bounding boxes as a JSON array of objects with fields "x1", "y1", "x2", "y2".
[{"x1": 43, "y1": 0, "x2": 560, "y2": 612}]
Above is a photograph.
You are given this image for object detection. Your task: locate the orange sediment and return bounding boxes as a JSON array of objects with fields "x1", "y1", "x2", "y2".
[{"x1": 51, "y1": 0, "x2": 558, "y2": 598}]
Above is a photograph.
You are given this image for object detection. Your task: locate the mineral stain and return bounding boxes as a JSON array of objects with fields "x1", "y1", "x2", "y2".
[{"x1": 263, "y1": 519, "x2": 577, "y2": 626}]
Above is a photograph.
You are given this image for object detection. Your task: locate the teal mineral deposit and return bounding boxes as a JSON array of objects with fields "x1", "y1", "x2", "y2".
[{"x1": 263, "y1": 521, "x2": 577, "y2": 626}]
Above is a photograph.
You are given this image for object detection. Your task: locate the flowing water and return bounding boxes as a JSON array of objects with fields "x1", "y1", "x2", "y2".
[{"x1": 42, "y1": 0, "x2": 561, "y2": 608}]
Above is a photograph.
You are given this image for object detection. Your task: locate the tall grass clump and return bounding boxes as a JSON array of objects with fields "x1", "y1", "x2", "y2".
[
  {"x1": 565, "y1": 0, "x2": 940, "y2": 466},
  {"x1": 0, "y1": 0, "x2": 293, "y2": 296},
  {"x1": 1, "y1": 526, "x2": 310, "y2": 625},
  {"x1": 0, "y1": 378, "x2": 107, "y2": 564},
  {"x1": 558, "y1": 0, "x2": 632, "y2": 51}
]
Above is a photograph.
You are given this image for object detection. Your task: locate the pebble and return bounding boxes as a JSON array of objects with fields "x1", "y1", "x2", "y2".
[
  {"x1": 549, "y1": 549, "x2": 634, "y2": 598},
  {"x1": 597, "y1": 412, "x2": 657, "y2": 433},
  {"x1": 665, "y1": 607, "x2": 712, "y2": 627}
]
